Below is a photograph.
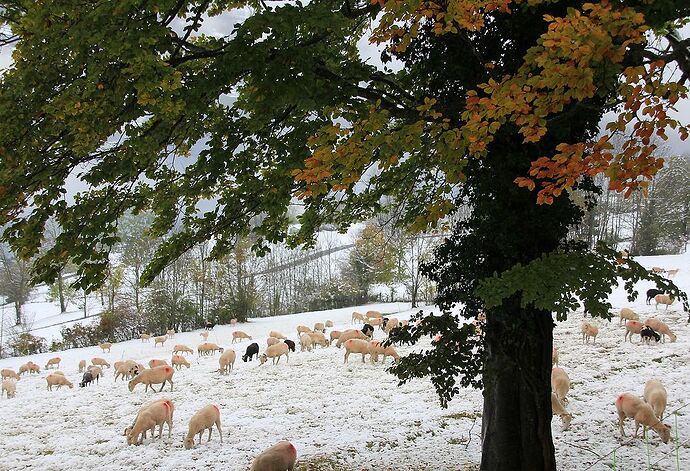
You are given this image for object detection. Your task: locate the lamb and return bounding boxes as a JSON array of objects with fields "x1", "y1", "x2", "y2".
[
  {"x1": 580, "y1": 322, "x2": 598, "y2": 344},
  {"x1": 551, "y1": 367, "x2": 570, "y2": 405},
  {"x1": 45, "y1": 357, "x2": 61, "y2": 370},
  {"x1": 644, "y1": 318, "x2": 677, "y2": 342},
  {"x1": 154, "y1": 335, "x2": 168, "y2": 347},
  {"x1": 92, "y1": 357, "x2": 111, "y2": 368},
  {"x1": 80, "y1": 371, "x2": 95, "y2": 388},
  {"x1": 284, "y1": 339, "x2": 296, "y2": 352},
  {"x1": 250, "y1": 441, "x2": 297, "y2": 471},
  {"x1": 269, "y1": 330, "x2": 287, "y2": 340},
  {"x1": 259, "y1": 342, "x2": 290, "y2": 365},
  {"x1": 646, "y1": 289, "x2": 665, "y2": 305},
  {"x1": 99, "y1": 342, "x2": 112, "y2": 353},
  {"x1": 127, "y1": 399, "x2": 174, "y2": 445},
  {"x1": 166, "y1": 329, "x2": 175, "y2": 338},
  {"x1": 296, "y1": 325, "x2": 312, "y2": 336},
  {"x1": 128, "y1": 365, "x2": 175, "y2": 393},
  {"x1": 551, "y1": 392, "x2": 572, "y2": 430},
  {"x1": 552, "y1": 348, "x2": 559, "y2": 367},
  {"x1": 2, "y1": 379, "x2": 16, "y2": 398},
  {"x1": 329, "y1": 330, "x2": 342, "y2": 345},
  {"x1": 231, "y1": 331, "x2": 252, "y2": 343},
  {"x1": 313, "y1": 322, "x2": 326, "y2": 333},
  {"x1": 78, "y1": 360, "x2": 86, "y2": 373},
  {"x1": 200, "y1": 331, "x2": 209, "y2": 341},
  {"x1": 198, "y1": 342, "x2": 224, "y2": 356},
  {"x1": 344, "y1": 339, "x2": 370, "y2": 363},
  {"x1": 243, "y1": 342, "x2": 260, "y2": 362},
  {"x1": 267, "y1": 337, "x2": 280, "y2": 347},
  {"x1": 308, "y1": 331, "x2": 328, "y2": 348},
  {"x1": 351, "y1": 312, "x2": 365, "y2": 324},
  {"x1": 368, "y1": 340, "x2": 400, "y2": 363},
  {"x1": 1, "y1": 369, "x2": 20, "y2": 381},
  {"x1": 140, "y1": 333, "x2": 151, "y2": 342},
  {"x1": 171, "y1": 355, "x2": 191, "y2": 370},
  {"x1": 619, "y1": 307, "x2": 639, "y2": 325},
  {"x1": 325, "y1": 320, "x2": 334, "y2": 328},
  {"x1": 184, "y1": 404, "x2": 223, "y2": 449},
  {"x1": 173, "y1": 344, "x2": 194, "y2": 355},
  {"x1": 615, "y1": 392, "x2": 671, "y2": 443},
  {"x1": 625, "y1": 320, "x2": 644, "y2": 342},
  {"x1": 643, "y1": 379, "x2": 668, "y2": 420},
  {"x1": 654, "y1": 294, "x2": 674, "y2": 310},
  {"x1": 46, "y1": 373, "x2": 73, "y2": 390},
  {"x1": 218, "y1": 349, "x2": 237, "y2": 374},
  {"x1": 640, "y1": 326, "x2": 661, "y2": 344},
  {"x1": 299, "y1": 333, "x2": 314, "y2": 352}
]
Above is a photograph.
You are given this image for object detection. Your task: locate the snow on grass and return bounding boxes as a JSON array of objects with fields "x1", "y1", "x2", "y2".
[{"x1": 0, "y1": 254, "x2": 689, "y2": 470}]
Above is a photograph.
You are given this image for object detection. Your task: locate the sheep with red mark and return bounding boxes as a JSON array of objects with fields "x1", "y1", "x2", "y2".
[
  {"x1": 344, "y1": 339, "x2": 370, "y2": 363},
  {"x1": 250, "y1": 441, "x2": 297, "y2": 471},
  {"x1": 625, "y1": 320, "x2": 644, "y2": 342},
  {"x1": 580, "y1": 322, "x2": 598, "y2": 344},
  {"x1": 171, "y1": 355, "x2": 191, "y2": 370},
  {"x1": 615, "y1": 392, "x2": 671, "y2": 443},
  {"x1": 184, "y1": 404, "x2": 223, "y2": 449},
  {"x1": 128, "y1": 365, "x2": 174, "y2": 393},
  {"x1": 126, "y1": 399, "x2": 174, "y2": 445}
]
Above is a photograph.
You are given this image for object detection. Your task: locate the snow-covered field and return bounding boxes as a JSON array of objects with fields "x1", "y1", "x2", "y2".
[{"x1": 0, "y1": 254, "x2": 689, "y2": 470}]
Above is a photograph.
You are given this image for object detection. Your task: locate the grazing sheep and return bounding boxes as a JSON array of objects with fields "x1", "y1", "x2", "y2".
[
  {"x1": 269, "y1": 330, "x2": 287, "y2": 340},
  {"x1": 666, "y1": 268, "x2": 679, "y2": 277},
  {"x1": 149, "y1": 359, "x2": 168, "y2": 369},
  {"x1": 308, "y1": 331, "x2": 328, "y2": 348},
  {"x1": 368, "y1": 340, "x2": 400, "y2": 363},
  {"x1": 267, "y1": 337, "x2": 280, "y2": 347},
  {"x1": 242, "y1": 343, "x2": 260, "y2": 362},
  {"x1": 91, "y1": 357, "x2": 111, "y2": 368},
  {"x1": 205, "y1": 320, "x2": 216, "y2": 330},
  {"x1": 46, "y1": 373, "x2": 73, "y2": 390},
  {"x1": 551, "y1": 392, "x2": 572, "y2": 430},
  {"x1": 126, "y1": 399, "x2": 174, "y2": 445},
  {"x1": 198, "y1": 342, "x2": 224, "y2": 356},
  {"x1": 615, "y1": 392, "x2": 671, "y2": 443},
  {"x1": 173, "y1": 344, "x2": 194, "y2": 355},
  {"x1": 344, "y1": 339, "x2": 370, "y2": 363},
  {"x1": 284, "y1": 339, "x2": 296, "y2": 352},
  {"x1": 1, "y1": 369, "x2": 20, "y2": 381},
  {"x1": 646, "y1": 289, "x2": 665, "y2": 305},
  {"x1": 619, "y1": 308, "x2": 639, "y2": 325},
  {"x1": 171, "y1": 355, "x2": 191, "y2": 370},
  {"x1": 336, "y1": 328, "x2": 370, "y2": 348},
  {"x1": 86, "y1": 366, "x2": 102, "y2": 383},
  {"x1": 643, "y1": 379, "x2": 668, "y2": 420},
  {"x1": 259, "y1": 342, "x2": 290, "y2": 365},
  {"x1": 351, "y1": 312, "x2": 365, "y2": 324},
  {"x1": 552, "y1": 348, "x2": 559, "y2": 367},
  {"x1": 361, "y1": 324, "x2": 374, "y2": 338},
  {"x1": 551, "y1": 367, "x2": 570, "y2": 405},
  {"x1": 18, "y1": 363, "x2": 31, "y2": 376},
  {"x1": 80, "y1": 371, "x2": 95, "y2": 388},
  {"x1": 367, "y1": 317, "x2": 384, "y2": 328},
  {"x1": 78, "y1": 360, "x2": 86, "y2": 373},
  {"x1": 313, "y1": 322, "x2": 326, "y2": 333},
  {"x1": 166, "y1": 329, "x2": 175, "y2": 338},
  {"x1": 325, "y1": 320, "x2": 334, "y2": 328},
  {"x1": 654, "y1": 294, "x2": 674, "y2": 310},
  {"x1": 200, "y1": 331, "x2": 210, "y2": 341},
  {"x1": 640, "y1": 326, "x2": 661, "y2": 344},
  {"x1": 184, "y1": 404, "x2": 223, "y2": 449},
  {"x1": 28, "y1": 362, "x2": 40, "y2": 374},
  {"x1": 218, "y1": 349, "x2": 237, "y2": 374},
  {"x1": 625, "y1": 320, "x2": 644, "y2": 342},
  {"x1": 53, "y1": 370, "x2": 66, "y2": 376},
  {"x1": 115, "y1": 362, "x2": 136, "y2": 382},
  {"x1": 45, "y1": 357, "x2": 61, "y2": 370},
  {"x1": 384, "y1": 318, "x2": 400, "y2": 334},
  {"x1": 250, "y1": 441, "x2": 297, "y2": 471},
  {"x1": 128, "y1": 365, "x2": 174, "y2": 393},
  {"x1": 329, "y1": 330, "x2": 342, "y2": 346},
  {"x1": 650, "y1": 266, "x2": 666, "y2": 274},
  {"x1": 2, "y1": 379, "x2": 16, "y2": 398},
  {"x1": 580, "y1": 322, "x2": 598, "y2": 344},
  {"x1": 231, "y1": 331, "x2": 252, "y2": 343},
  {"x1": 99, "y1": 342, "x2": 112, "y2": 353},
  {"x1": 154, "y1": 335, "x2": 168, "y2": 347},
  {"x1": 299, "y1": 333, "x2": 314, "y2": 352},
  {"x1": 296, "y1": 325, "x2": 312, "y2": 336},
  {"x1": 366, "y1": 310, "x2": 382, "y2": 319},
  {"x1": 644, "y1": 318, "x2": 677, "y2": 343},
  {"x1": 140, "y1": 333, "x2": 151, "y2": 342}
]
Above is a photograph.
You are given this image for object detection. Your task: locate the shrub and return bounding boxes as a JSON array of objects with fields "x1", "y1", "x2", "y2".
[{"x1": 9, "y1": 332, "x2": 48, "y2": 356}]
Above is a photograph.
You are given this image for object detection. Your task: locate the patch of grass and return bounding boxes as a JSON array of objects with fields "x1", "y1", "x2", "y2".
[
  {"x1": 95, "y1": 439, "x2": 108, "y2": 444},
  {"x1": 448, "y1": 437, "x2": 468, "y2": 445},
  {"x1": 295, "y1": 454, "x2": 346, "y2": 470},
  {"x1": 444, "y1": 411, "x2": 481, "y2": 420},
  {"x1": 652, "y1": 353, "x2": 679, "y2": 363},
  {"x1": 38, "y1": 449, "x2": 54, "y2": 455},
  {"x1": 365, "y1": 439, "x2": 399, "y2": 451}
]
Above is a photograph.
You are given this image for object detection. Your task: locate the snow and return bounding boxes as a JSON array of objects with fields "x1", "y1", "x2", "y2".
[{"x1": 0, "y1": 254, "x2": 689, "y2": 470}]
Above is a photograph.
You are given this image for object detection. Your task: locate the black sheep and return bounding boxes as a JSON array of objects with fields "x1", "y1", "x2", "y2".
[
  {"x1": 362, "y1": 324, "x2": 374, "y2": 338},
  {"x1": 205, "y1": 320, "x2": 216, "y2": 330},
  {"x1": 641, "y1": 326, "x2": 661, "y2": 344},
  {"x1": 242, "y1": 342, "x2": 260, "y2": 362},
  {"x1": 646, "y1": 289, "x2": 665, "y2": 305},
  {"x1": 381, "y1": 317, "x2": 389, "y2": 331},
  {"x1": 284, "y1": 339, "x2": 296, "y2": 352},
  {"x1": 80, "y1": 371, "x2": 94, "y2": 388}
]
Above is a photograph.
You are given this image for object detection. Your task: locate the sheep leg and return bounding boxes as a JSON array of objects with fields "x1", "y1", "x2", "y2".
[
  {"x1": 216, "y1": 420, "x2": 223, "y2": 444},
  {"x1": 207, "y1": 427, "x2": 212, "y2": 442},
  {"x1": 158, "y1": 382, "x2": 165, "y2": 393},
  {"x1": 344, "y1": 352, "x2": 349, "y2": 364},
  {"x1": 618, "y1": 413, "x2": 626, "y2": 437},
  {"x1": 361, "y1": 353, "x2": 366, "y2": 363}
]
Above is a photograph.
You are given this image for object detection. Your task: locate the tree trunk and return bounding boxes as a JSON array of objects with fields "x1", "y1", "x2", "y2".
[
  {"x1": 481, "y1": 299, "x2": 555, "y2": 470},
  {"x1": 57, "y1": 272, "x2": 66, "y2": 313},
  {"x1": 14, "y1": 301, "x2": 21, "y2": 325}
]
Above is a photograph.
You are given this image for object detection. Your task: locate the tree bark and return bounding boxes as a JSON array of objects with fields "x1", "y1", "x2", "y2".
[
  {"x1": 57, "y1": 272, "x2": 66, "y2": 313},
  {"x1": 14, "y1": 301, "x2": 21, "y2": 325},
  {"x1": 481, "y1": 299, "x2": 555, "y2": 471}
]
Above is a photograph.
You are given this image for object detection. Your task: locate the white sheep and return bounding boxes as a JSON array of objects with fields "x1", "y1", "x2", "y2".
[
  {"x1": 173, "y1": 344, "x2": 194, "y2": 355},
  {"x1": 231, "y1": 331, "x2": 252, "y2": 343},
  {"x1": 384, "y1": 318, "x2": 400, "y2": 334},
  {"x1": 643, "y1": 318, "x2": 677, "y2": 343},
  {"x1": 619, "y1": 307, "x2": 639, "y2": 325},
  {"x1": 45, "y1": 357, "x2": 61, "y2": 370},
  {"x1": 126, "y1": 399, "x2": 174, "y2": 445},
  {"x1": 259, "y1": 343, "x2": 290, "y2": 365},
  {"x1": 615, "y1": 392, "x2": 671, "y2": 443},
  {"x1": 643, "y1": 379, "x2": 667, "y2": 420},
  {"x1": 267, "y1": 337, "x2": 280, "y2": 347},
  {"x1": 296, "y1": 325, "x2": 312, "y2": 336},
  {"x1": 2, "y1": 379, "x2": 16, "y2": 398},
  {"x1": 551, "y1": 392, "x2": 572, "y2": 430},
  {"x1": 313, "y1": 322, "x2": 326, "y2": 333},
  {"x1": 115, "y1": 362, "x2": 135, "y2": 382},
  {"x1": 299, "y1": 333, "x2": 314, "y2": 352},
  {"x1": 198, "y1": 342, "x2": 224, "y2": 356},
  {"x1": 624, "y1": 320, "x2": 644, "y2": 342},
  {"x1": 218, "y1": 349, "x2": 236, "y2": 374},
  {"x1": 308, "y1": 331, "x2": 328, "y2": 348},
  {"x1": 325, "y1": 320, "x2": 334, "y2": 328},
  {"x1": 250, "y1": 441, "x2": 297, "y2": 471},
  {"x1": 551, "y1": 367, "x2": 570, "y2": 405},
  {"x1": 86, "y1": 366, "x2": 103, "y2": 383},
  {"x1": 654, "y1": 294, "x2": 674, "y2": 310},
  {"x1": 148, "y1": 359, "x2": 169, "y2": 369},
  {"x1": 166, "y1": 329, "x2": 175, "y2": 338},
  {"x1": 351, "y1": 312, "x2": 365, "y2": 324},
  {"x1": 344, "y1": 339, "x2": 370, "y2": 363},
  {"x1": 171, "y1": 355, "x2": 191, "y2": 370},
  {"x1": 335, "y1": 329, "x2": 369, "y2": 348},
  {"x1": 368, "y1": 340, "x2": 400, "y2": 364},
  {"x1": 184, "y1": 404, "x2": 223, "y2": 449},
  {"x1": 99, "y1": 342, "x2": 112, "y2": 353},
  {"x1": 128, "y1": 365, "x2": 174, "y2": 393},
  {"x1": 141, "y1": 333, "x2": 151, "y2": 342},
  {"x1": 1, "y1": 369, "x2": 20, "y2": 381},
  {"x1": 200, "y1": 331, "x2": 209, "y2": 341},
  {"x1": 366, "y1": 310, "x2": 382, "y2": 319},
  {"x1": 91, "y1": 357, "x2": 111, "y2": 368},
  {"x1": 329, "y1": 330, "x2": 342, "y2": 346},
  {"x1": 46, "y1": 373, "x2": 73, "y2": 390},
  {"x1": 78, "y1": 360, "x2": 86, "y2": 373},
  {"x1": 154, "y1": 335, "x2": 168, "y2": 347},
  {"x1": 580, "y1": 322, "x2": 598, "y2": 344},
  {"x1": 269, "y1": 330, "x2": 287, "y2": 340}
]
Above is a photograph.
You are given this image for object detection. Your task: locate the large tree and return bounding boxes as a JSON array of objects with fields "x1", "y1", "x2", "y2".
[{"x1": 0, "y1": 1, "x2": 689, "y2": 469}]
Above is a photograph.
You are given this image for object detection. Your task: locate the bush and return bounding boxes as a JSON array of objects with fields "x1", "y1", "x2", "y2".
[{"x1": 9, "y1": 332, "x2": 48, "y2": 356}]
